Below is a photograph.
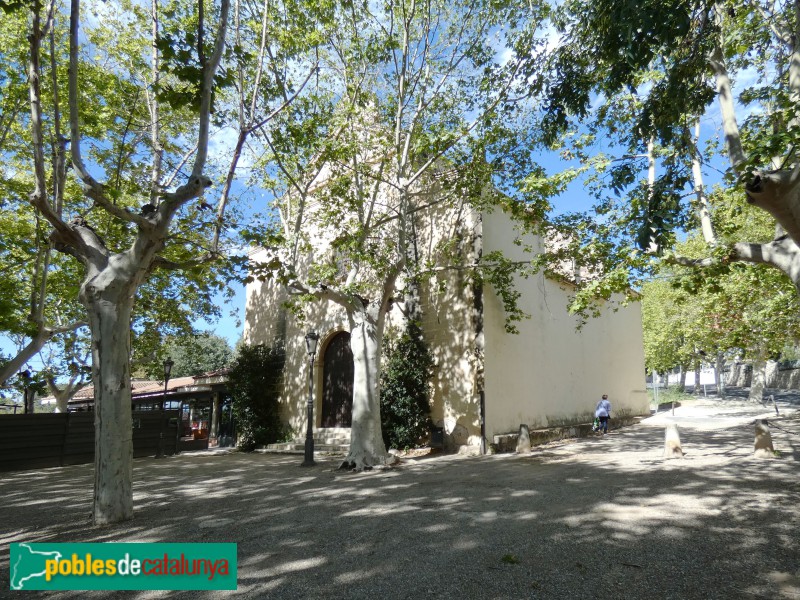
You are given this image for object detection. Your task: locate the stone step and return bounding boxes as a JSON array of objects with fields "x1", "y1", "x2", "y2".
[
  {"x1": 313, "y1": 428, "x2": 351, "y2": 441},
  {"x1": 491, "y1": 415, "x2": 643, "y2": 453},
  {"x1": 262, "y1": 442, "x2": 349, "y2": 454},
  {"x1": 310, "y1": 435, "x2": 351, "y2": 444},
  {"x1": 262, "y1": 427, "x2": 352, "y2": 454}
]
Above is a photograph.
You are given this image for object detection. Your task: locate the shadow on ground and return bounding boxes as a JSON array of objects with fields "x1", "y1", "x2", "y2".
[
  {"x1": 1, "y1": 409, "x2": 799, "y2": 600},
  {"x1": 697, "y1": 385, "x2": 800, "y2": 407}
]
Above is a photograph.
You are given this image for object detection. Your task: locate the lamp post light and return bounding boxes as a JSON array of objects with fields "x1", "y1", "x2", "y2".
[
  {"x1": 156, "y1": 357, "x2": 174, "y2": 458},
  {"x1": 20, "y1": 369, "x2": 32, "y2": 414},
  {"x1": 301, "y1": 331, "x2": 319, "y2": 467},
  {"x1": 163, "y1": 357, "x2": 174, "y2": 408}
]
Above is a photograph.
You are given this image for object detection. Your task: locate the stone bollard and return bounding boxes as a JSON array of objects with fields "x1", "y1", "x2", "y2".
[
  {"x1": 664, "y1": 423, "x2": 683, "y2": 458},
  {"x1": 516, "y1": 424, "x2": 531, "y2": 453},
  {"x1": 753, "y1": 419, "x2": 775, "y2": 458}
]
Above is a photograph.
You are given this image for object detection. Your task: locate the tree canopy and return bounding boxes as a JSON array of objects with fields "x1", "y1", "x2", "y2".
[
  {"x1": 156, "y1": 332, "x2": 234, "y2": 378},
  {"x1": 642, "y1": 188, "x2": 800, "y2": 398},
  {"x1": 247, "y1": 0, "x2": 547, "y2": 469},
  {"x1": 528, "y1": 1, "x2": 800, "y2": 327},
  {"x1": 0, "y1": 0, "x2": 327, "y2": 524},
  {"x1": 4, "y1": 0, "x2": 800, "y2": 520}
]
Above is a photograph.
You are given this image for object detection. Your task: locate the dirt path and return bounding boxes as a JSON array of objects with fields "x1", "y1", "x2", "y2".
[{"x1": 1, "y1": 397, "x2": 799, "y2": 599}]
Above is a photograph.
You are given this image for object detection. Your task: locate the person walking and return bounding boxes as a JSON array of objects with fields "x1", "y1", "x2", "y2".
[{"x1": 595, "y1": 394, "x2": 611, "y2": 434}]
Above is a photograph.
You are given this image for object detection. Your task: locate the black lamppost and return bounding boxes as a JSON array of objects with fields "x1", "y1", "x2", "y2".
[
  {"x1": 20, "y1": 369, "x2": 32, "y2": 414},
  {"x1": 156, "y1": 357, "x2": 174, "y2": 458},
  {"x1": 162, "y1": 357, "x2": 174, "y2": 409},
  {"x1": 301, "y1": 331, "x2": 319, "y2": 467}
]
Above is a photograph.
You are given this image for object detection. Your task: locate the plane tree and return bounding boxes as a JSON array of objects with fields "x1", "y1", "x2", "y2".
[
  {"x1": 525, "y1": 0, "x2": 800, "y2": 322},
  {"x1": 641, "y1": 278, "x2": 697, "y2": 385},
  {"x1": 642, "y1": 189, "x2": 800, "y2": 400},
  {"x1": 150, "y1": 332, "x2": 234, "y2": 378},
  {"x1": 249, "y1": 0, "x2": 547, "y2": 469},
  {"x1": 3, "y1": 0, "x2": 321, "y2": 524},
  {"x1": 0, "y1": 6, "x2": 88, "y2": 385}
]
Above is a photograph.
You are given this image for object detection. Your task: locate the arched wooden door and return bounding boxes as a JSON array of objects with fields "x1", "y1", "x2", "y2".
[{"x1": 321, "y1": 332, "x2": 354, "y2": 427}]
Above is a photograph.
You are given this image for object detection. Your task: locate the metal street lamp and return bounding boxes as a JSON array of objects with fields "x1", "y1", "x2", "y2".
[
  {"x1": 163, "y1": 357, "x2": 174, "y2": 400},
  {"x1": 301, "y1": 331, "x2": 319, "y2": 467},
  {"x1": 20, "y1": 369, "x2": 32, "y2": 414},
  {"x1": 156, "y1": 357, "x2": 174, "y2": 458}
]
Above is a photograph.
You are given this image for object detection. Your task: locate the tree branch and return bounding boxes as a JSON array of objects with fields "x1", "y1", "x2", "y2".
[
  {"x1": 151, "y1": 253, "x2": 219, "y2": 271},
  {"x1": 68, "y1": 1, "x2": 106, "y2": 198},
  {"x1": 149, "y1": 0, "x2": 163, "y2": 203},
  {"x1": 163, "y1": 143, "x2": 198, "y2": 189},
  {"x1": 28, "y1": 0, "x2": 74, "y2": 242},
  {"x1": 286, "y1": 279, "x2": 356, "y2": 311},
  {"x1": 157, "y1": 0, "x2": 230, "y2": 225},
  {"x1": 407, "y1": 58, "x2": 524, "y2": 188},
  {"x1": 0, "y1": 320, "x2": 88, "y2": 387},
  {"x1": 245, "y1": 63, "x2": 318, "y2": 135},
  {"x1": 747, "y1": 0, "x2": 792, "y2": 44},
  {"x1": 709, "y1": 17, "x2": 748, "y2": 172},
  {"x1": 68, "y1": 0, "x2": 152, "y2": 228},
  {"x1": 790, "y1": 0, "x2": 800, "y2": 125},
  {"x1": 211, "y1": 62, "x2": 319, "y2": 253},
  {"x1": 692, "y1": 122, "x2": 717, "y2": 244},
  {"x1": 189, "y1": 0, "x2": 229, "y2": 180},
  {"x1": 667, "y1": 237, "x2": 800, "y2": 286}
]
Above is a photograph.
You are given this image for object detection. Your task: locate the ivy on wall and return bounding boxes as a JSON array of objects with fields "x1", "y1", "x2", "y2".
[
  {"x1": 379, "y1": 320, "x2": 435, "y2": 450},
  {"x1": 227, "y1": 344, "x2": 287, "y2": 451}
]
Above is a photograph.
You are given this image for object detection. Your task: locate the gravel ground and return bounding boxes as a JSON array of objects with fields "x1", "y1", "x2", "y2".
[{"x1": 1, "y1": 393, "x2": 799, "y2": 600}]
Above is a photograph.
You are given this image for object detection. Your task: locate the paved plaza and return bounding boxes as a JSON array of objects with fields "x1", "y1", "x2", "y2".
[{"x1": 1, "y1": 394, "x2": 799, "y2": 599}]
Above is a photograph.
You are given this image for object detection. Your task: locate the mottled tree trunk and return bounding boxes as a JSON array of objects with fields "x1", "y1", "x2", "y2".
[
  {"x1": 16, "y1": 0, "x2": 231, "y2": 528},
  {"x1": 715, "y1": 352, "x2": 726, "y2": 398},
  {"x1": 84, "y1": 284, "x2": 136, "y2": 524},
  {"x1": 55, "y1": 392, "x2": 69, "y2": 413},
  {"x1": 678, "y1": 368, "x2": 687, "y2": 392},
  {"x1": 340, "y1": 307, "x2": 389, "y2": 470},
  {"x1": 749, "y1": 352, "x2": 767, "y2": 403}
]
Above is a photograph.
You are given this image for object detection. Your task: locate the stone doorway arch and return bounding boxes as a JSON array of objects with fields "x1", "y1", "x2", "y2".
[{"x1": 321, "y1": 331, "x2": 353, "y2": 427}]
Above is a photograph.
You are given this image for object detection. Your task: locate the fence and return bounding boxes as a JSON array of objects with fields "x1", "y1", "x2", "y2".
[
  {"x1": 726, "y1": 361, "x2": 800, "y2": 390},
  {"x1": 0, "y1": 410, "x2": 179, "y2": 473}
]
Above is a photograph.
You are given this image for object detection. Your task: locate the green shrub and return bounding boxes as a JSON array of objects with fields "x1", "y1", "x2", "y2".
[
  {"x1": 380, "y1": 321, "x2": 434, "y2": 450},
  {"x1": 227, "y1": 344, "x2": 286, "y2": 451}
]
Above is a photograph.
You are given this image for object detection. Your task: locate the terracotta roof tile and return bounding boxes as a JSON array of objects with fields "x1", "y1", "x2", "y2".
[{"x1": 40, "y1": 373, "x2": 223, "y2": 405}]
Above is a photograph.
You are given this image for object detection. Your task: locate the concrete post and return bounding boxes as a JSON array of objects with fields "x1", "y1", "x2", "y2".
[
  {"x1": 664, "y1": 423, "x2": 683, "y2": 458},
  {"x1": 516, "y1": 424, "x2": 531, "y2": 453},
  {"x1": 754, "y1": 419, "x2": 775, "y2": 458}
]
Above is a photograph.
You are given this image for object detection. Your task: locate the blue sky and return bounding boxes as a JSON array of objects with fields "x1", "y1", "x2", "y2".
[
  {"x1": 199, "y1": 286, "x2": 246, "y2": 348},
  {"x1": 2, "y1": 1, "x2": 746, "y2": 384},
  {"x1": 208, "y1": 108, "x2": 734, "y2": 350},
  {"x1": 0, "y1": 109, "x2": 733, "y2": 383}
]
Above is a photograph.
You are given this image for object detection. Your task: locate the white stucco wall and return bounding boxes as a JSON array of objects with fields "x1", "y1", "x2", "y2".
[
  {"x1": 243, "y1": 197, "x2": 482, "y2": 440},
  {"x1": 413, "y1": 204, "x2": 482, "y2": 445},
  {"x1": 244, "y1": 196, "x2": 648, "y2": 446},
  {"x1": 244, "y1": 247, "x2": 369, "y2": 435},
  {"x1": 481, "y1": 210, "x2": 649, "y2": 439}
]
